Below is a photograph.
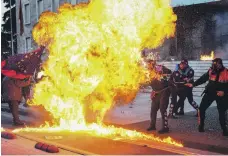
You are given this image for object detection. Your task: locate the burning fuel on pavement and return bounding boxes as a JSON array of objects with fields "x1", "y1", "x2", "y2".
[
  {"x1": 200, "y1": 51, "x2": 215, "y2": 61},
  {"x1": 13, "y1": 0, "x2": 183, "y2": 147}
]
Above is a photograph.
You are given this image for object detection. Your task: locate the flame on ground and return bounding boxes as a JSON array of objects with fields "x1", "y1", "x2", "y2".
[
  {"x1": 13, "y1": 124, "x2": 183, "y2": 147},
  {"x1": 20, "y1": 0, "x2": 181, "y2": 147},
  {"x1": 200, "y1": 51, "x2": 214, "y2": 60}
]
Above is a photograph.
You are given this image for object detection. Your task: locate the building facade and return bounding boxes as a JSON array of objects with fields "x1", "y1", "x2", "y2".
[
  {"x1": 159, "y1": 1, "x2": 228, "y2": 60},
  {"x1": 16, "y1": 0, "x2": 89, "y2": 54}
]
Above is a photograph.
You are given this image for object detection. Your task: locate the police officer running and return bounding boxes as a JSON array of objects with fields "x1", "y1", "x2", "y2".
[
  {"x1": 186, "y1": 58, "x2": 228, "y2": 136},
  {"x1": 146, "y1": 58, "x2": 172, "y2": 134}
]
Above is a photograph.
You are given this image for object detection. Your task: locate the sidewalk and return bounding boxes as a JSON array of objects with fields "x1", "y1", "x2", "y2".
[{"x1": 104, "y1": 92, "x2": 216, "y2": 125}]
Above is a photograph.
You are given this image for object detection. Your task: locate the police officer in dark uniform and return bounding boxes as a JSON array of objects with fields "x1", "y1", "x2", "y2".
[
  {"x1": 146, "y1": 59, "x2": 172, "y2": 134},
  {"x1": 168, "y1": 59, "x2": 199, "y2": 118},
  {"x1": 186, "y1": 58, "x2": 228, "y2": 136}
]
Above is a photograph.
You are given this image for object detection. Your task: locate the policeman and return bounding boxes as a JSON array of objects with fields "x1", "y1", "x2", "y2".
[
  {"x1": 146, "y1": 59, "x2": 172, "y2": 134},
  {"x1": 186, "y1": 58, "x2": 228, "y2": 136},
  {"x1": 168, "y1": 59, "x2": 199, "y2": 118},
  {"x1": 2, "y1": 76, "x2": 31, "y2": 126}
]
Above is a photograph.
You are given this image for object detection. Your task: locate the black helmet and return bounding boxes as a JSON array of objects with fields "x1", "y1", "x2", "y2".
[
  {"x1": 212, "y1": 58, "x2": 223, "y2": 65},
  {"x1": 212, "y1": 58, "x2": 224, "y2": 71},
  {"x1": 180, "y1": 59, "x2": 188, "y2": 65}
]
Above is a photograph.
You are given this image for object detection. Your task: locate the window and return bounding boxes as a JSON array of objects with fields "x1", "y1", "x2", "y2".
[
  {"x1": 71, "y1": 0, "x2": 77, "y2": 4},
  {"x1": 24, "y1": 3, "x2": 30, "y2": 24},
  {"x1": 25, "y1": 37, "x2": 32, "y2": 52},
  {"x1": 37, "y1": 0, "x2": 44, "y2": 20},
  {"x1": 51, "y1": 0, "x2": 59, "y2": 12}
]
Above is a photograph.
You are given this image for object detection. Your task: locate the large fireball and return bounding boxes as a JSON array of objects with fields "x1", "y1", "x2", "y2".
[{"x1": 17, "y1": 0, "x2": 181, "y2": 147}]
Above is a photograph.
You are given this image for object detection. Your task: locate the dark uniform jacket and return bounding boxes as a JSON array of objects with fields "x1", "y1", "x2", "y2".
[
  {"x1": 2, "y1": 77, "x2": 31, "y2": 102},
  {"x1": 193, "y1": 67, "x2": 228, "y2": 95},
  {"x1": 170, "y1": 65, "x2": 194, "y2": 88},
  {"x1": 150, "y1": 65, "x2": 172, "y2": 92}
]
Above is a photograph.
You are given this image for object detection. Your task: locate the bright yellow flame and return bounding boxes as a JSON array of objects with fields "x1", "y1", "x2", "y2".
[
  {"x1": 1, "y1": 127, "x2": 5, "y2": 132},
  {"x1": 22, "y1": 0, "x2": 180, "y2": 147},
  {"x1": 200, "y1": 51, "x2": 214, "y2": 60},
  {"x1": 13, "y1": 124, "x2": 182, "y2": 147}
]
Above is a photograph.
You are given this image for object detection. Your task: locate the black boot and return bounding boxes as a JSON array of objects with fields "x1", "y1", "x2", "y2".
[
  {"x1": 158, "y1": 127, "x2": 169, "y2": 134},
  {"x1": 147, "y1": 126, "x2": 156, "y2": 131},
  {"x1": 198, "y1": 125, "x2": 205, "y2": 132}
]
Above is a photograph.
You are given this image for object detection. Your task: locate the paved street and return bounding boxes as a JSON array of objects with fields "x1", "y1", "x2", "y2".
[
  {"x1": 104, "y1": 92, "x2": 211, "y2": 125},
  {"x1": 2, "y1": 92, "x2": 227, "y2": 155}
]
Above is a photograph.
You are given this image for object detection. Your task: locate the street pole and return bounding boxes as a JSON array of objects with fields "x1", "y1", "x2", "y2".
[{"x1": 9, "y1": 0, "x2": 14, "y2": 55}]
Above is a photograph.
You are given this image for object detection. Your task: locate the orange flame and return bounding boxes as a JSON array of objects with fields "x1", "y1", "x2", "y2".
[
  {"x1": 13, "y1": 124, "x2": 182, "y2": 147},
  {"x1": 200, "y1": 51, "x2": 214, "y2": 60},
  {"x1": 18, "y1": 0, "x2": 180, "y2": 147}
]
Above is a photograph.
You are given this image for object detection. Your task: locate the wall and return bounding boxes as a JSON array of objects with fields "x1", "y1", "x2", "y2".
[
  {"x1": 159, "y1": 3, "x2": 228, "y2": 61},
  {"x1": 16, "y1": 0, "x2": 89, "y2": 54}
]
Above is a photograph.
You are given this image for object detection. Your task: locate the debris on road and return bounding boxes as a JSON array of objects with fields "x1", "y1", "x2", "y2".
[
  {"x1": 35, "y1": 142, "x2": 59, "y2": 153},
  {"x1": 1, "y1": 131, "x2": 17, "y2": 139}
]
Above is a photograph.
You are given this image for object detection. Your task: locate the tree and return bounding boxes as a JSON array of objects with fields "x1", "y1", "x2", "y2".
[{"x1": 1, "y1": 0, "x2": 16, "y2": 59}]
